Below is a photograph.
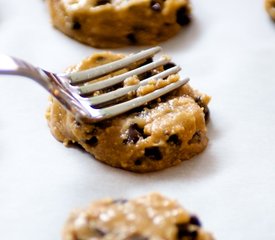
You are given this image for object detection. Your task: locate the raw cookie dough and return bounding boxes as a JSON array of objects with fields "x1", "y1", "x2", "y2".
[
  {"x1": 265, "y1": 0, "x2": 275, "y2": 20},
  {"x1": 46, "y1": 51, "x2": 210, "y2": 172},
  {"x1": 47, "y1": 0, "x2": 192, "y2": 48},
  {"x1": 63, "y1": 193, "x2": 214, "y2": 240}
]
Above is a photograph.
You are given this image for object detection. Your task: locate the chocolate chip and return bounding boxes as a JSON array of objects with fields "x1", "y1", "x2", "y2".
[
  {"x1": 176, "y1": 223, "x2": 198, "y2": 239},
  {"x1": 75, "y1": 121, "x2": 81, "y2": 127},
  {"x1": 176, "y1": 7, "x2": 191, "y2": 26},
  {"x1": 188, "y1": 132, "x2": 201, "y2": 145},
  {"x1": 203, "y1": 105, "x2": 210, "y2": 123},
  {"x1": 123, "y1": 123, "x2": 145, "y2": 144},
  {"x1": 134, "y1": 158, "x2": 143, "y2": 166},
  {"x1": 144, "y1": 147, "x2": 162, "y2": 160},
  {"x1": 127, "y1": 106, "x2": 147, "y2": 115},
  {"x1": 138, "y1": 58, "x2": 153, "y2": 80},
  {"x1": 146, "y1": 100, "x2": 158, "y2": 109},
  {"x1": 95, "y1": 0, "x2": 110, "y2": 5},
  {"x1": 94, "y1": 228, "x2": 106, "y2": 237},
  {"x1": 113, "y1": 199, "x2": 128, "y2": 204},
  {"x1": 141, "y1": 58, "x2": 153, "y2": 66},
  {"x1": 189, "y1": 215, "x2": 202, "y2": 227},
  {"x1": 72, "y1": 21, "x2": 81, "y2": 30},
  {"x1": 95, "y1": 56, "x2": 106, "y2": 62},
  {"x1": 195, "y1": 97, "x2": 210, "y2": 123},
  {"x1": 167, "y1": 134, "x2": 182, "y2": 146},
  {"x1": 163, "y1": 62, "x2": 176, "y2": 70},
  {"x1": 126, "y1": 234, "x2": 149, "y2": 240},
  {"x1": 164, "y1": 22, "x2": 172, "y2": 27},
  {"x1": 150, "y1": 0, "x2": 162, "y2": 12},
  {"x1": 127, "y1": 33, "x2": 137, "y2": 44},
  {"x1": 138, "y1": 71, "x2": 153, "y2": 80},
  {"x1": 85, "y1": 136, "x2": 98, "y2": 147}
]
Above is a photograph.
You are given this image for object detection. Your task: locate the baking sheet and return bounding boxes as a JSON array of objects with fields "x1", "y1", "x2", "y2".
[{"x1": 0, "y1": 0, "x2": 275, "y2": 239}]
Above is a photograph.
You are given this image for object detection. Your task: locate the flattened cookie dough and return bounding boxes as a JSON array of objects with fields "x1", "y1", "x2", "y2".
[
  {"x1": 46, "y1": 51, "x2": 210, "y2": 172},
  {"x1": 265, "y1": 0, "x2": 275, "y2": 20},
  {"x1": 63, "y1": 193, "x2": 214, "y2": 240},
  {"x1": 47, "y1": 0, "x2": 192, "y2": 48}
]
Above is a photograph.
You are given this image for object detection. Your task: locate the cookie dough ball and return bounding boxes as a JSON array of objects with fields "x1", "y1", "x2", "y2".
[
  {"x1": 47, "y1": 0, "x2": 192, "y2": 48},
  {"x1": 266, "y1": 0, "x2": 275, "y2": 20},
  {"x1": 63, "y1": 193, "x2": 214, "y2": 240},
  {"x1": 46, "y1": 51, "x2": 210, "y2": 172}
]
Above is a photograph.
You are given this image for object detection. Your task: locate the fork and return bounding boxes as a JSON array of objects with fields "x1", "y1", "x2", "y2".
[{"x1": 0, "y1": 47, "x2": 189, "y2": 123}]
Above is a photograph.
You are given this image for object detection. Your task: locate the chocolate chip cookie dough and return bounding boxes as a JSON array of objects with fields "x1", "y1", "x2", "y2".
[
  {"x1": 46, "y1": 51, "x2": 210, "y2": 172},
  {"x1": 265, "y1": 0, "x2": 275, "y2": 20},
  {"x1": 63, "y1": 193, "x2": 214, "y2": 240},
  {"x1": 47, "y1": 0, "x2": 192, "y2": 48}
]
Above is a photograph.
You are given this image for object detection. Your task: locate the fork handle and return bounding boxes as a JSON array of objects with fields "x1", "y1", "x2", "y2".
[
  {"x1": 0, "y1": 54, "x2": 91, "y2": 120},
  {"x1": 0, "y1": 54, "x2": 60, "y2": 93},
  {"x1": 0, "y1": 54, "x2": 46, "y2": 81},
  {"x1": 0, "y1": 54, "x2": 70, "y2": 103},
  {"x1": 0, "y1": 54, "x2": 68, "y2": 104}
]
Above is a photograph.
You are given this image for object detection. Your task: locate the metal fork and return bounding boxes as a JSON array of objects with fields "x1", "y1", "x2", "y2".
[{"x1": 0, "y1": 47, "x2": 189, "y2": 123}]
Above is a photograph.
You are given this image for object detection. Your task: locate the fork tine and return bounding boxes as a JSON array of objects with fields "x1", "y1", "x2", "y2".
[
  {"x1": 96, "y1": 78, "x2": 189, "y2": 120},
  {"x1": 66, "y1": 46, "x2": 162, "y2": 84},
  {"x1": 0, "y1": 49, "x2": 189, "y2": 123},
  {"x1": 78, "y1": 56, "x2": 171, "y2": 95},
  {"x1": 87, "y1": 66, "x2": 181, "y2": 106}
]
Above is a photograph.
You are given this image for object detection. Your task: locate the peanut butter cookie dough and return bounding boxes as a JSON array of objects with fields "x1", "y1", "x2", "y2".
[
  {"x1": 46, "y1": 51, "x2": 210, "y2": 172},
  {"x1": 63, "y1": 193, "x2": 214, "y2": 240},
  {"x1": 265, "y1": 0, "x2": 275, "y2": 20},
  {"x1": 47, "y1": 0, "x2": 192, "y2": 48}
]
